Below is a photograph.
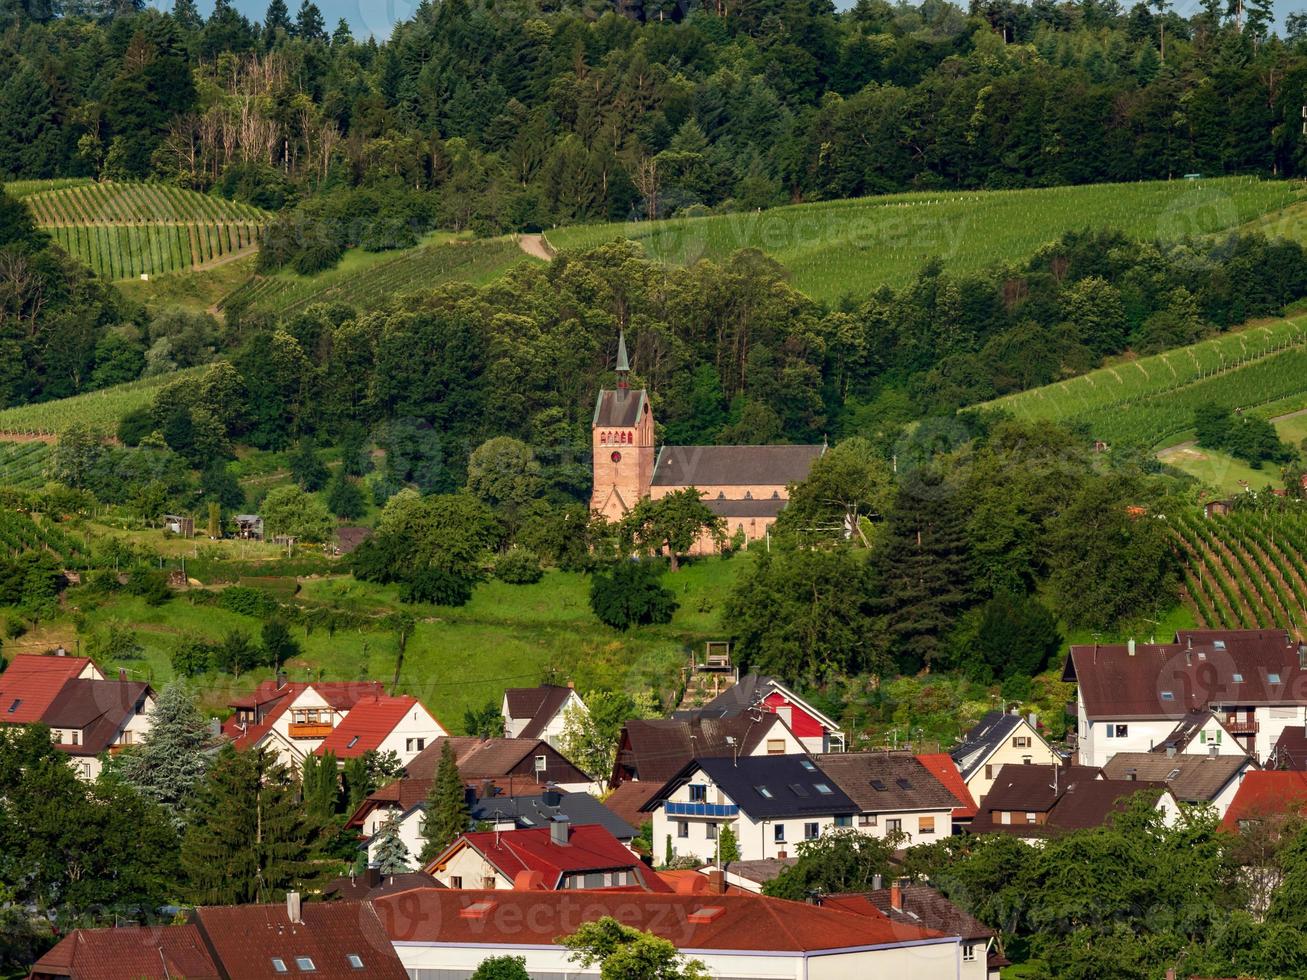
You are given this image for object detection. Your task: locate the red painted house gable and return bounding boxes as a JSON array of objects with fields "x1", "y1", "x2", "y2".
[{"x1": 762, "y1": 691, "x2": 825, "y2": 739}]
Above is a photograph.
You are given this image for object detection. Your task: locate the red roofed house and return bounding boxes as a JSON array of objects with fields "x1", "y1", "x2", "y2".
[
  {"x1": 312, "y1": 694, "x2": 446, "y2": 767},
  {"x1": 223, "y1": 679, "x2": 446, "y2": 771},
  {"x1": 373, "y1": 885, "x2": 966, "y2": 977},
  {"x1": 1221, "y1": 770, "x2": 1307, "y2": 832},
  {"x1": 28, "y1": 895, "x2": 407, "y2": 979},
  {"x1": 0, "y1": 654, "x2": 101, "y2": 725},
  {"x1": 917, "y1": 752, "x2": 979, "y2": 829},
  {"x1": 425, "y1": 822, "x2": 667, "y2": 892}
]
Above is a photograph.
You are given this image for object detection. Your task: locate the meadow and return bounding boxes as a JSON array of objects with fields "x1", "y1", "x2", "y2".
[
  {"x1": 0, "y1": 369, "x2": 203, "y2": 437},
  {"x1": 18, "y1": 180, "x2": 269, "y2": 280},
  {"x1": 546, "y1": 177, "x2": 1303, "y2": 302}
]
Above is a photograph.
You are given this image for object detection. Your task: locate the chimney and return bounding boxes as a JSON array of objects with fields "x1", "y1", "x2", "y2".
[
  {"x1": 119, "y1": 667, "x2": 127, "y2": 681},
  {"x1": 286, "y1": 891, "x2": 302, "y2": 924},
  {"x1": 567, "y1": 680, "x2": 575, "y2": 689},
  {"x1": 550, "y1": 815, "x2": 570, "y2": 846},
  {"x1": 890, "y1": 879, "x2": 903, "y2": 911},
  {"x1": 276, "y1": 669, "x2": 288, "y2": 689},
  {"x1": 366, "y1": 866, "x2": 381, "y2": 887},
  {"x1": 1166, "y1": 745, "x2": 1176, "y2": 758},
  {"x1": 1299, "y1": 643, "x2": 1307, "y2": 669},
  {"x1": 209, "y1": 718, "x2": 220, "y2": 738},
  {"x1": 1027, "y1": 712, "x2": 1037, "y2": 730},
  {"x1": 480, "y1": 778, "x2": 493, "y2": 800},
  {"x1": 1187, "y1": 636, "x2": 1193, "y2": 651},
  {"x1": 707, "y1": 869, "x2": 725, "y2": 894},
  {"x1": 55, "y1": 646, "x2": 66, "y2": 657},
  {"x1": 1166, "y1": 969, "x2": 1176, "y2": 980},
  {"x1": 1128, "y1": 638, "x2": 1136, "y2": 656},
  {"x1": 872, "y1": 873, "x2": 883, "y2": 890}
]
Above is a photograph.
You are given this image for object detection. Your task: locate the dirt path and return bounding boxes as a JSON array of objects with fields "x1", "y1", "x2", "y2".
[{"x1": 517, "y1": 233, "x2": 555, "y2": 261}]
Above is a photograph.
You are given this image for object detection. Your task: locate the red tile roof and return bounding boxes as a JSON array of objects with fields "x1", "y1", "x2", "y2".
[
  {"x1": 916, "y1": 753, "x2": 978, "y2": 819},
  {"x1": 1221, "y1": 771, "x2": 1307, "y2": 832},
  {"x1": 223, "y1": 680, "x2": 388, "y2": 749},
  {"x1": 427, "y1": 825, "x2": 667, "y2": 891},
  {"x1": 374, "y1": 887, "x2": 955, "y2": 953},
  {"x1": 602, "y1": 781, "x2": 661, "y2": 829},
  {"x1": 0, "y1": 654, "x2": 95, "y2": 725},
  {"x1": 313, "y1": 695, "x2": 427, "y2": 758},
  {"x1": 27, "y1": 923, "x2": 219, "y2": 979}
]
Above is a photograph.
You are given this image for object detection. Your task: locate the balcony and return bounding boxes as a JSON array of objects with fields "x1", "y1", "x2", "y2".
[
  {"x1": 1222, "y1": 716, "x2": 1258, "y2": 735},
  {"x1": 288, "y1": 722, "x2": 334, "y2": 739}
]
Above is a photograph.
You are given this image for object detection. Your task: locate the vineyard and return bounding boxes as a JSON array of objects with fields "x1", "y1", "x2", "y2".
[
  {"x1": 21, "y1": 181, "x2": 269, "y2": 280},
  {"x1": 977, "y1": 316, "x2": 1307, "y2": 447},
  {"x1": 0, "y1": 511, "x2": 88, "y2": 566},
  {"x1": 0, "y1": 368, "x2": 203, "y2": 437},
  {"x1": 0, "y1": 443, "x2": 53, "y2": 489},
  {"x1": 1175, "y1": 508, "x2": 1307, "y2": 631},
  {"x1": 4, "y1": 178, "x2": 92, "y2": 198},
  {"x1": 219, "y1": 236, "x2": 528, "y2": 315},
  {"x1": 546, "y1": 177, "x2": 1303, "y2": 302}
]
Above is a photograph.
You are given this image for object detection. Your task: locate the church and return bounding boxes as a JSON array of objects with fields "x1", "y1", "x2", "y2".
[{"x1": 589, "y1": 333, "x2": 825, "y2": 552}]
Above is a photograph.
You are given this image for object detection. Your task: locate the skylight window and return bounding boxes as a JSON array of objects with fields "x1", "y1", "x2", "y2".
[
  {"x1": 1167, "y1": 769, "x2": 1181, "y2": 780},
  {"x1": 295, "y1": 957, "x2": 316, "y2": 972},
  {"x1": 1161, "y1": 692, "x2": 1175, "y2": 701},
  {"x1": 895, "y1": 778, "x2": 912, "y2": 790},
  {"x1": 814, "y1": 783, "x2": 833, "y2": 795},
  {"x1": 271, "y1": 960, "x2": 288, "y2": 974},
  {"x1": 799, "y1": 759, "x2": 816, "y2": 771},
  {"x1": 871, "y1": 779, "x2": 887, "y2": 791},
  {"x1": 1214, "y1": 640, "x2": 1227, "y2": 651},
  {"x1": 1270, "y1": 673, "x2": 1283, "y2": 684},
  {"x1": 1233, "y1": 673, "x2": 1244, "y2": 683},
  {"x1": 755, "y1": 785, "x2": 774, "y2": 799},
  {"x1": 347, "y1": 735, "x2": 360, "y2": 748},
  {"x1": 346, "y1": 954, "x2": 364, "y2": 970},
  {"x1": 789, "y1": 783, "x2": 810, "y2": 797},
  {"x1": 6, "y1": 699, "x2": 19, "y2": 714}
]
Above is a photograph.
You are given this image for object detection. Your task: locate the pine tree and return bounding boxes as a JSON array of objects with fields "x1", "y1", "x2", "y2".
[
  {"x1": 294, "y1": 0, "x2": 325, "y2": 40},
  {"x1": 418, "y1": 741, "x2": 469, "y2": 863},
  {"x1": 302, "y1": 750, "x2": 339, "y2": 823},
  {"x1": 116, "y1": 682, "x2": 212, "y2": 829},
  {"x1": 716, "y1": 824, "x2": 740, "y2": 865},
  {"x1": 343, "y1": 754, "x2": 373, "y2": 815},
  {"x1": 874, "y1": 467, "x2": 975, "y2": 674},
  {"x1": 172, "y1": 0, "x2": 203, "y2": 31},
  {"x1": 331, "y1": 16, "x2": 353, "y2": 44},
  {"x1": 181, "y1": 745, "x2": 326, "y2": 904},
  {"x1": 373, "y1": 810, "x2": 412, "y2": 873},
  {"x1": 263, "y1": 0, "x2": 291, "y2": 39}
]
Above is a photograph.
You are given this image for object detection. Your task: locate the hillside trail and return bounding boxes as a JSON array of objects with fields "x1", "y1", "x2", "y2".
[{"x1": 517, "y1": 233, "x2": 555, "y2": 261}]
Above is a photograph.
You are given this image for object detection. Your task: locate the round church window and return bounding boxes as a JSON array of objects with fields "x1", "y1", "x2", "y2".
[{"x1": 611, "y1": 451, "x2": 622, "y2": 463}]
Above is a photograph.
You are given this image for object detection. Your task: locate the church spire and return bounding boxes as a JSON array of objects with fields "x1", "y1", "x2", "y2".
[{"x1": 616, "y1": 330, "x2": 630, "y2": 389}]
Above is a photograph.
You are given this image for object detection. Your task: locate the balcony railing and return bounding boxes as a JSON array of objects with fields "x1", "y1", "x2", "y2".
[
  {"x1": 288, "y1": 722, "x2": 333, "y2": 739},
  {"x1": 1222, "y1": 716, "x2": 1258, "y2": 735}
]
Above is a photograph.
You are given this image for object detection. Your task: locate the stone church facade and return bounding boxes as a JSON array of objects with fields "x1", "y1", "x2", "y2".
[{"x1": 589, "y1": 333, "x2": 824, "y2": 552}]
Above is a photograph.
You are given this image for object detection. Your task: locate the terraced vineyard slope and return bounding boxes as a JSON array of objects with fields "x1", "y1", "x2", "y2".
[
  {"x1": 0, "y1": 443, "x2": 53, "y2": 489},
  {"x1": 1174, "y1": 509, "x2": 1307, "y2": 631},
  {"x1": 546, "y1": 177, "x2": 1302, "y2": 302},
  {"x1": 19, "y1": 181, "x2": 269, "y2": 280},
  {"x1": 0, "y1": 368, "x2": 203, "y2": 437},
  {"x1": 976, "y1": 316, "x2": 1307, "y2": 448}
]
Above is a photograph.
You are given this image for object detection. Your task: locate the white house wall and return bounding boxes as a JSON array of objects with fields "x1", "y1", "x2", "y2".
[
  {"x1": 962, "y1": 718, "x2": 1060, "y2": 805},
  {"x1": 373, "y1": 704, "x2": 449, "y2": 766}
]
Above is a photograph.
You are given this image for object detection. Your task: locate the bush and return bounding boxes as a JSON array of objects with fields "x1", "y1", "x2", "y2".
[
  {"x1": 326, "y1": 471, "x2": 365, "y2": 519},
  {"x1": 494, "y1": 548, "x2": 543, "y2": 585},
  {"x1": 589, "y1": 561, "x2": 678, "y2": 630},
  {"x1": 171, "y1": 633, "x2": 216, "y2": 676},
  {"x1": 125, "y1": 569, "x2": 172, "y2": 606},
  {"x1": 218, "y1": 585, "x2": 279, "y2": 617},
  {"x1": 401, "y1": 567, "x2": 474, "y2": 606}
]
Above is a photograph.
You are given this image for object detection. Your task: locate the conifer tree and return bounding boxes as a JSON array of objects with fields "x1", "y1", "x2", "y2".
[
  {"x1": 301, "y1": 750, "x2": 338, "y2": 823},
  {"x1": 373, "y1": 810, "x2": 412, "y2": 873},
  {"x1": 326, "y1": 469, "x2": 365, "y2": 519},
  {"x1": 116, "y1": 682, "x2": 212, "y2": 829},
  {"x1": 181, "y1": 745, "x2": 326, "y2": 904},
  {"x1": 419, "y1": 741, "x2": 469, "y2": 863},
  {"x1": 263, "y1": 0, "x2": 291, "y2": 38},
  {"x1": 294, "y1": 0, "x2": 325, "y2": 40},
  {"x1": 289, "y1": 439, "x2": 329, "y2": 491}
]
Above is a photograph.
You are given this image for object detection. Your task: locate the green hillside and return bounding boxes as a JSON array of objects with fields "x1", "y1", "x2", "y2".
[
  {"x1": 975, "y1": 315, "x2": 1307, "y2": 448},
  {"x1": 547, "y1": 177, "x2": 1302, "y2": 302},
  {"x1": 0, "y1": 369, "x2": 203, "y2": 437},
  {"x1": 19, "y1": 180, "x2": 269, "y2": 280}
]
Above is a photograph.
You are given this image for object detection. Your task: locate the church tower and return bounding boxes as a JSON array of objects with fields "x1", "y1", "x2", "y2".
[{"x1": 590, "y1": 331, "x2": 655, "y2": 521}]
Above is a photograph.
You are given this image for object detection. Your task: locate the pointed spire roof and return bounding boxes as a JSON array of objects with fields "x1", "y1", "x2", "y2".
[{"x1": 616, "y1": 330, "x2": 630, "y2": 374}]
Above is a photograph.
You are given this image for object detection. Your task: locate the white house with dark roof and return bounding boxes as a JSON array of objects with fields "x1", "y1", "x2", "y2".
[
  {"x1": 814, "y1": 751, "x2": 959, "y2": 843},
  {"x1": 951, "y1": 710, "x2": 1060, "y2": 806},
  {"x1": 679, "y1": 672, "x2": 846, "y2": 753},
  {"x1": 1064, "y1": 630, "x2": 1307, "y2": 767},
  {"x1": 501, "y1": 684, "x2": 586, "y2": 749}
]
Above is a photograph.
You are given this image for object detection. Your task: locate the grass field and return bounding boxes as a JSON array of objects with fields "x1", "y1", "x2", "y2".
[
  {"x1": 19, "y1": 181, "x2": 269, "y2": 280},
  {"x1": 115, "y1": 253, "x2": 258, "y2": 315},
  {"x1": 0, "y1": 368, "x2": 203, "y2": 436},
  {"x1": 976, "y1": 314, "x2": 1307, "y2": 448},
  {"x1": 546, "y1": 177, "x2": 1303, "y2": 302},
  {"x1": 218, "y1": 235, "x2": 532, "y2": 315}
]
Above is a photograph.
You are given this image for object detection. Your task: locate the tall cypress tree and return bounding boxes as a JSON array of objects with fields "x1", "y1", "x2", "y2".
[
  {"x1": 874, "y1": 467, "x2": 975, "y2": 673},
  {"x1": 301, "y1": 750, "x2": 338, "y2": 823},
  {"x1": 418, "y1": 741, "x2": 469, "y2": 863},
  {"x1": 116, "y1": 682, "x2": 212, "y2": 829},
  {"x1": 181, "y1": 745, "x2": 326, "y2": 904}
]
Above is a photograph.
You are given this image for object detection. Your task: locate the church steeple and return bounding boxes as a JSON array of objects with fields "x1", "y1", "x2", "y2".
[{"x1": 615, "y1": 330, "x2": 630, "y2": 389}]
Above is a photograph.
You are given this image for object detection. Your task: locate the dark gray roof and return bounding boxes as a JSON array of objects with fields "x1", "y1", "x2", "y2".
[
  {"x1": 951, "y1": 712, "x2": 1025, "y2": 779},
  {"x1": 592, "y1": 388, "x2": 648, "y2": 428},
  {"x1": 814, "y1": 752, "x2": 959, "y2": 812},
  {"x1": 471, "y1": 790, "x2": 635, "y2": 840},
  {"x1": 723, "y1": 857, "x2": 796, "y2": 884},
  {"x1": 651, "y1": 445, "x2": 824, "y2": 488},
  {"x1": 679, "y1": 674, "x2": 783, "y2": 720},
  {"x1": 704, "y1": 498, "x2": 787, "y2": 518},
  {"x1": 646, "y1": 754, "x2": 856, "y2": 820}
]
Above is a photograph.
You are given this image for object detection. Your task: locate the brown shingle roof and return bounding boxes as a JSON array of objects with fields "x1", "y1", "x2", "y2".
[
  {"x1": 1274, "y1": 727, "x2": 1307, "y2": 770},
  {"x1": 975, "y1": 764, "x2": 1102, "y2": 814},
  {"x1": 832, "y1": 884, "x2": 994, "y2": 943},
  {"x1": 43, "y1": 678, "x2": 151, "y2": 755},
  {"x1": 971, "y1": 764, "x2": 1169, "y2": 837},
  {"x1": 814, "y1": 752, "x2": 959, "y2": 812},
  {"x1": 614, "y1": 715, "x2": 786, "y2": 785},
  {"x1": 651, "y1": 445, "x2": 824, "y2": 488},
  {"x1": 1101, "y1": 752, "x2": 1253, "y2": 803},
  {"x1": 602, "y1": 780, "x2": 661, "y2": 829},
  {"x1": 403, "y1": 736, "x2": 585, "y2": 783},
  {"x1": 592, "y1": 388, "x2": 648, "y2": 427},
  {"x1": 504, "y1": 685, "x2": 573, "y2": 739}
]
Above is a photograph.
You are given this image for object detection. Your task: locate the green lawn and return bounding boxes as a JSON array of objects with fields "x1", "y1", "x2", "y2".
[
  {"x1": 546, "y1": 177, "x2": 1300, "y2": 303},
  {"x1": 1156, "y1": 443, "x2": 1283, "y2": 496},
  {"x1": 59, "y1": 554, "x2": 752, "y2": 727}
]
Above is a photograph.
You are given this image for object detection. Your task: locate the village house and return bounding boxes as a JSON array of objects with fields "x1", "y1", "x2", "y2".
[
  {"x1": 815, "y1": 751, "x2": 961, "y2": 842},
  {"x1": 424, "y1": 821, "x2": 665, "y2": 892},
  {"x1": 589, "y1": 331, "x2": 825, "y2": 552},
  {"x1": 1270, "y1": 726, "x2": 1307, "y2": 769},
  {"x1": 678, "y1": 672, "x2": 847, "y2": 753},
  {"x1": 1221, "y1": 770, "x2": 1307, "y2": 832},
  {"x1": 951, "y1": 709, "x2": 1061, "y2": 806},
  {"x1": 1102, "y1": 751, "x2": 1257, "y2": 818},
  {"x1": 501, "y1": 683, "x2": 587, "y2": 748},
  {"x1": 969, "y1": 764, "x2": 1182, "y2": 839},
  {"x1": 373, "y1": 885, "x2": 967, "y2": 978},
  {"x1": 1150, "y1": 707, "x2": 1251, "y2": 759},
  {"x1": 645, "y1": 754, "x2": 860, "y2": 863},
  {"x1": 27, "y1": 895, "x2": 407, "y2": 980},
  {"x1": 917, "y1": 752, "x2": 980, "y2": 831},
  {"x1": 1064, "y1": 630, "x2": 1307, "y2": 767},
  {"x1": 609, "y1": 712, "x2": 806, "y2": 789},
  {"x1": 825, "y1": 880, "x2": 1007, "y2": 980},
  {"x1": 310, "y1": 693, "x2": 447, "y2": 768},
  {"x1": 0, "y1": 654, "x2": 154, "y2": 780}
]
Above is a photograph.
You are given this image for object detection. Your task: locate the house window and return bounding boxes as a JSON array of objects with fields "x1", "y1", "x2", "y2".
[
  {"x1": 885, "y1": 818, "x2": 902, "y2": 833},
  {"x1": 406, "y1": 738, "x2": 425, "y2": 753},
  {"x1": 1022, "y1": 756, "x2": 1032, "y2": 764},
  {"x1": 706, "y1": 822, "x2": 718, "y2": 840},
  {"x1": 482, "y1": 877, "x2": 496, "y2": 889},
  {"x1": 963, "y1": 944, "x2": 977, "y2": 962},
  {"x1": 71, "y1": 731, "x2": 79, "y2": 746},
  {"x1": 774, "y1": 824, "x2": 786, "y2": 843},
  {"x1": 347, "y1": 955, "x2": 364, "y2": 970},
  {"x1": 814, "y1": 783, "x2": 834, "y2": 795},
  {"x1": 450, "y1": 876, "x2": 463, "y2": 889},
  {"x1": 534, "y1": 755, "x2": 547, "y2": 772},
  {"x1": 295, "y1": 957, "x2": 316, "y2": 972},
  {"x1": 678, "y1": 820, "x2": 689, "y2": 839},
  {"x1": 1012, "y1": 736, "x2": 1031, "y2": 748},
  {"x1": 859, "y1": 814, "x2": 877, "y2": 827},
  {"x1": 1026, "y1": 812, "x2": 1038, "y2": 824},
  {"x1": 1115, "y1": 724, "x2": 1129, "y2": 738},
  {"x1": 689, "y1": 784, "x2": 707, "y2": 803},
  {"x1": 918, "y1": 816, "x2": 935, "y2": 835},
  {"x1": 985, "y1": 764, "x2": 993, "y2": 779},
  {"x1": 835, "y1": 815, "x2": 852, "y2": 828},
  {"x1": 120, "y1": 731, "x2": 132, "y2": 745},
  {"x1": 804, "y1": 822, "x2": 819, "y2": 840},
  {"x1": 767, "y1": 739, "x2": 785, "y2": 754},
  {"x1": 272, "y1": 959, "x2": 288, "y2": 973}
]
